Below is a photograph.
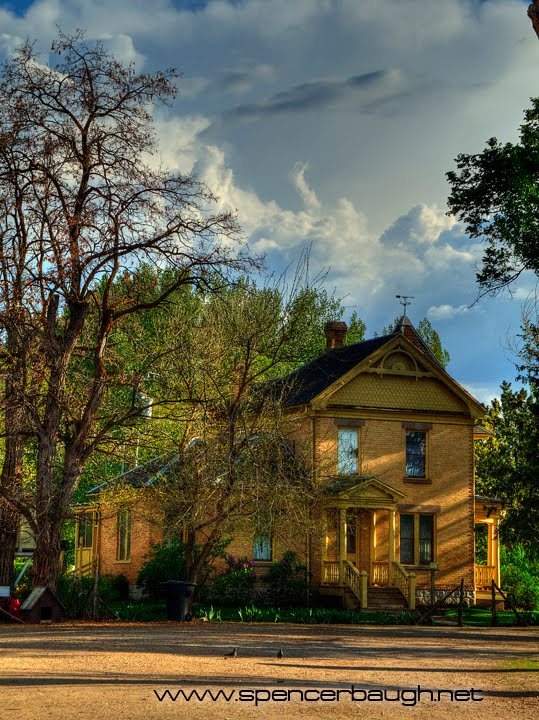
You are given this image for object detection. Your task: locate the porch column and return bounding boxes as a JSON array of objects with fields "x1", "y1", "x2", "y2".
[
  {"x1": 487, "y1": 522, "x2": 493, "y2": 567},
  {"x1": 492, "y1": 517, "x2": 500, "y2": 586},
  {"x1": 388, "y1": 508, "x2": 396, "y2": 565},
  {"x1": 370, "y1": 511, "x2": 377, "y2": 580},
  {"x1": 320, "y1": 510, "x2": 328, "y2": 584},
  {"x1": 321, "y1": 511, "x2": 328, "y2": 563},
  {"x1": 339, "y1": 507, "x2": 347, "y2": 583}
]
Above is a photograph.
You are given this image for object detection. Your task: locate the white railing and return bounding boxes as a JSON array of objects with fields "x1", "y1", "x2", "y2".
[
  {"x1": 475, "y1": 564, "x2": 496, "y2": 588},
  {"x1": 372, "y1": 561, "x2": 389, "y2": 586},
  {"x1": 390, "y1": 561, "x2": 416, "y2": 609},
  {"x1": 322, "y1": 560, "x2": 340, "y2": 585}
]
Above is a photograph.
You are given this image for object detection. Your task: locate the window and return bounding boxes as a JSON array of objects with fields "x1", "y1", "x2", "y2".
[
  {"x1": 116, "y1": 507, "x2": 131, "y2": 561},
  {"x1": 77, "y1": 514, "x2": 94, "y2": 549},
  {"x1": 419, "y1": 515, "x2": 434, "y2": 564},
  {"x1": 400, "y1": 514, "x2": 434, "y2": 565},
  {"x1": 346, "y1": 513, "x2": 356, "y2": 554},
  {"x1": 338, "y1": 428, "x2": 359, "y2": 474},
  {"x1": 253, "y1": 534, "x2": 272, "y2": 561},
  {"x1": 399, "y1": 515, "x2": 414, "y2": 565},
  {"x1": 406, "y1": 431, "x2": 426, "y2": 478}
]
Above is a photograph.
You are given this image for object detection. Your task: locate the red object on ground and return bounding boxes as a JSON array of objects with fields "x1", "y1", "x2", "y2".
[{"x1": 9, "y1": 598, "x2": 21, "y2": 617}]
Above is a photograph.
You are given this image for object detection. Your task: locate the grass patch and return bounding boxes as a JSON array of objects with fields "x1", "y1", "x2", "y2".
[
  {"x1": 502, "y1": 659, "x2": 539, "y2": 670},
  {"x1": 193, "y1": 605, "x2": 423, "y2": 625},
  {"x1": 440, "y1": 607, "x2": 539, "y2": 626},
  {"x1": 106, "y1": 601, "x2": 167, "y2": 622}
]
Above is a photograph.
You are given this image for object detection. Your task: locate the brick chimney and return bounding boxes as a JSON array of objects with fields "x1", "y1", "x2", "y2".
[{"x1": 324, "y1": 321, "x2": 348, "y2": 349}]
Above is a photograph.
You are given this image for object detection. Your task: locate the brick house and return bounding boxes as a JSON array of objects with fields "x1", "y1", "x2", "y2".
[{"x1": 74, "y1": 316, "x2": 502, "y2": 608}]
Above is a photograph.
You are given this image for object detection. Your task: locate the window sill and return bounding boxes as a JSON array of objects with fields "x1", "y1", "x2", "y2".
[
  {"x1": 403, "y1": 477, "x2": 432, "y2": 484},
  {"x1": 114, "y1": 559, "x2": 132, "y2": 564}
]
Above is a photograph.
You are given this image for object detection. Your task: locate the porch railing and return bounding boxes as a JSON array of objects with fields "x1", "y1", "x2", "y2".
[
  {"x1": 475, "y1": 564, "x2": 496, "y2": 588},
  {"x1": 343, "y1": 560, "x2": 367, "y2": 608},
  {"x1": 73, "y1": 559, "x2": 97, "y2": 578},
  {"x1": 372, "y1": 561, "x2": 389, "y2": 586},
  {"x1": 322, "y1": 560, "x2": 340, "y2": 585},
  {"x1": 389, "y1": 561, "x2": 416, "y2": 609}
]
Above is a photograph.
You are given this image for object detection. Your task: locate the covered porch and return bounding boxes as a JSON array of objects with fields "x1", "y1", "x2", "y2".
[
  {"x1": 474, "y1": 495, "x2": 504, "y2": 605},
  {"x1": 319, "y1": 478, "x2": 416, "y2": 609}
]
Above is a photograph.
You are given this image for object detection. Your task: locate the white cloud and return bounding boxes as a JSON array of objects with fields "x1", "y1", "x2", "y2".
[
  {"x1": 461, "y1": 384, "x2": 499, "y2": 407},
  {"x1": 0, "y1": 0, "x2": 532, "y2": 394},
  {"x1": 97, "y1": 33, "x2": 145, "y2": 69},
  {"x1": 381, "y1": 204, "x2": 456, "y2": 247},
  {"x1": 289, "y1": 162, "x2": 320, "y2": 211},
  {"x1": 427, "y1": 304, "x2": 471, "y2": 321}
]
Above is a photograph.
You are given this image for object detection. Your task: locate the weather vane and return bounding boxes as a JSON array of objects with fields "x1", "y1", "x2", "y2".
[{"x1": 396, "y1": 294, "x2": 414, "y2": 313}]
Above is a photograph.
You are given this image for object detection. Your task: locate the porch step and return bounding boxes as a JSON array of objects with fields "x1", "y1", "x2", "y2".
[
  {"x1": 367, "y1": 587, "x2": 408, "y2": 609},
  {"x1": 342, "y1": 586, "x2": 408, "y2": 611}
]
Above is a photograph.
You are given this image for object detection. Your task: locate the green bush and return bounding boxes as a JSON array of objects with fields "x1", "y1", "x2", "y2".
[
  {"x1": 264, "y1": 551, "x2": 310, "y2": 607},
  {"x1": 501, "y1": 545, "x2": 539, "y2": 611},
  {"x1": 208, "y1": 568, "x2": 256, "y2": 606},
  {"x1": 99, "y1": 574, "x2": 130, "y2": 603},
  {"x1": 57, "y1": 575, "x2": 96, "y2": 618},
  {"x1": 137, "y1": 538, "x2": 187, "y2": 599}
]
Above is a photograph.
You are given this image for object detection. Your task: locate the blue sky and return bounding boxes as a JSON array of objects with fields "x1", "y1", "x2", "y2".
[{"x1": 0, "y1": 0, "x2": 538, "y2": 403}]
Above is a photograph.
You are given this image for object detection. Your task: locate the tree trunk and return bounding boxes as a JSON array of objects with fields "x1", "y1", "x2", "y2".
[
  {"x1": 0, "y1": 378, "x2": 26, "y2": 588},
  {"x1": 31, "y1": 520, "x2": 63, "y2": 590},
  {"x1": 0, "y1": 502, "x2": 19, "y2": 587},
  {"x1": 31, "y1": 444, "x2": 84, "y2": 589},
  {"x1": 529, "y1": 1, "x2": 539, "y2": 40}
]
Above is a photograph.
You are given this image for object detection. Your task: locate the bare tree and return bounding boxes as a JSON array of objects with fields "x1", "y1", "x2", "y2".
[{"x1": 0, "y1": 31, "x2": 253, "y2": 588}]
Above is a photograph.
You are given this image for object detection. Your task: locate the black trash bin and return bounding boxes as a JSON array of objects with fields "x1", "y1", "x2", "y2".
[{"x1": 160, "y1": 581, "x2": 196, "y2": 621}]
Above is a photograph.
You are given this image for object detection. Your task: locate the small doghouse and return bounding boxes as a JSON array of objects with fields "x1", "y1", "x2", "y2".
[{"x1": 21, "y1": 587, "x2": 64, "y2": 624}]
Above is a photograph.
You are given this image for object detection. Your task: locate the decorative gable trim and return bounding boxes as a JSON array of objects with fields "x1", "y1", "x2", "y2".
[
  {"x1": 324, "y1": 477, "x2": 406, "y2": 509},
  {"x1": 312, "y1": 334, "x2": 485, "y2": 419}
]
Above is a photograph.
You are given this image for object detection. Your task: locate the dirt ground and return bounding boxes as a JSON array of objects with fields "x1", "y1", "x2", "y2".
[{"x1": 0, "y1": 621, "x2": 538, "y2": 720}]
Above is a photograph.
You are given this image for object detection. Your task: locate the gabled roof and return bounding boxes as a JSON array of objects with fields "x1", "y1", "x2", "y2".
[
  {"x1": 87, "y1": 454, "x2": 179, "y2": 495},
  {"x1": 275, "y1": 319, "x2": 485, "y2": 418},
  {"x1": 276, "y1": 333, "x2": 397, "y2": 407}
]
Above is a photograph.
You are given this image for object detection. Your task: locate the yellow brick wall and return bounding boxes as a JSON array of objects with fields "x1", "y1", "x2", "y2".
[
  {"x1": 97, "y1": 498, "x2": 162, "y2": 584},
  {"x1": 313, "y1": 413, "x2": 475, "y2": 590}
]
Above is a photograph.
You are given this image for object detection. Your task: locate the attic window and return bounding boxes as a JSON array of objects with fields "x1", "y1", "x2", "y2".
[{"x1": 338, "y1": 428, "x2": 359, "y2": 475}]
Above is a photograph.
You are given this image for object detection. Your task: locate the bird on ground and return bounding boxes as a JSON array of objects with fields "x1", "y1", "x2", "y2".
[
  {"x1": 224, "y1": 648, "x2": 237, "y2": 659},
  {"x1": 276, "y1": 648, "x2": 284, "y2": 659}
]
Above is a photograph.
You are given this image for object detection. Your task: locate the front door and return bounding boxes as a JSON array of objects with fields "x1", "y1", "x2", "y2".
[
  {"x1": 346, "y1": 509, "x2": 371, "y2": 578},
  {"x1": 75, "y1": 511, "x2": 98, "y2": 575}
]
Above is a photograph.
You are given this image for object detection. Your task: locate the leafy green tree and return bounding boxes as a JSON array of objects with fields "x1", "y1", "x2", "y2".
[
  {"x1": 447, "y1": 98, "x2": 539, "y2": 296},
  {"x1": 475, "y1": 381, "x2": 539, "y2": 560}
]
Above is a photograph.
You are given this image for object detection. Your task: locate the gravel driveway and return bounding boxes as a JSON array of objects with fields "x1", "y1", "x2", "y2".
[{"x1": 0, "y1": 622, "x2": 538, "y2": 719}]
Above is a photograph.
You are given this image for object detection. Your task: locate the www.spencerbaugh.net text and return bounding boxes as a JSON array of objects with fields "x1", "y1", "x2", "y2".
[{"x1": 154, "y1": 684, "x2": 484, "y2": 707}]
